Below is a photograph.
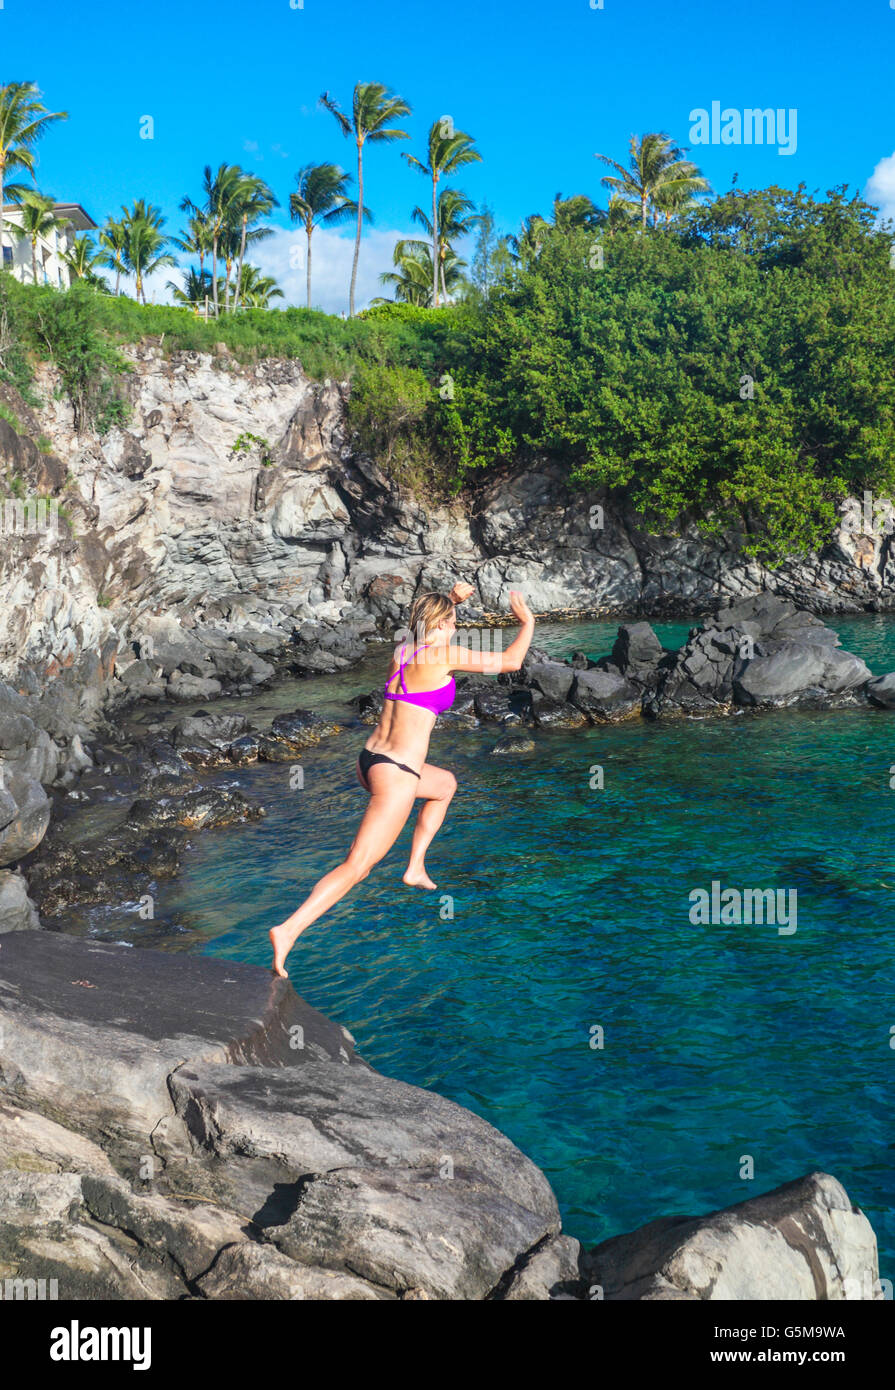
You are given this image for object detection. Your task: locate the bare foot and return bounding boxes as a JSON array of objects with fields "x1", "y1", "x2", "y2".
[
  {"x1": 269, "y1": 924, "x2": 293, "y2": 978},
  {"x1": 403, "y1": 868, "x2": 437, "y2": 891}
]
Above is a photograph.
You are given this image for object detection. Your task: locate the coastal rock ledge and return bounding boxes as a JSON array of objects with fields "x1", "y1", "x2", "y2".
[{"x1": 0, "y1": 935, "x2": 881, "y2": 1301}]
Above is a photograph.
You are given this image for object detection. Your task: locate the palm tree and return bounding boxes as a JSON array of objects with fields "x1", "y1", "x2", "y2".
[
  {"x1": 652, "y1": 177, "x2": 710, "y2": 227},
  {"x1": 374, "y1": 237, "x2": 468, "y2": 307},
  {"x1": 232, "y1": 174, "x2": 278, "y2": 311},
  {"x1": 120, "y1": 199, "x2": 175, "y2": 304},
  {"x1": 595, "y1": 133, "x2": 709, "y2": 231},
  {"x1": 230, "y1": 262, "x2": 284, "y2": 309},
  {"x1": 374, "y1": 240, "x2": 434, "y2": 306},
  {"x1": 0, "y1": 82, "x2": 68, "y2": 265},
  {"x1": 410, "y1": 185, "x2": 479, "y2": 304},
  {"x1": 319, "y1": 83, "x2": 412, "y2": 316},
  {"x1": 61, "y1": 232, "x2": 106, "y2": 287},
  {"x1": 181, "y1": 164, "x2": 243, "y2": 317},
  {"x1": 403, "y1": 119, "x2": 482, "y2": 307},
  {"x1": 97, "y1": 217, "x2": 129, "y2": 295},
  {"x1": 552, "y1": 193, "x2": 605, "y2": 235},
  {"x1": 510, "y1": 192, "x2": 606, "y2": 261},
  {"x1": 172, "y1": 209, "x2": 214, "y2": 285},
  {"x1": 605, "y1": 193, "x2": 633, "y2": 239},
  {"x1": 166, "y1": 266, "x2": 214, "y2": 309},
  {"x1": 8, "y1": 192, "x2": 69, "y2": 283},
  {"x1": 289, "y1": 163, "x2": 362, "y2": 308}
]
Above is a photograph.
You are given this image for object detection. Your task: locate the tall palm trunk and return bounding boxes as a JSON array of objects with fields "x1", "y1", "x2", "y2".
[
  {"x1": 0, "y1": 160, "x2": 5, "y2": 263},
  {"x1": 31, "y1": 237, "x2": 38, "y2": 284},
  {"x1": 236, "y1": 215, "x2": 248, "y2": 309},
  {"x1": 225, "y1": 256, "x2": 233, "y2": 312},
  {"x1": 441, "y1": 251, "x2": 448, "y2": 304},
  {"x1": 306, "y1": 225, "x2": 312, "y2": 309},
  {"x1": 432, "y1": 173, "x2": 439, "y2": 307},
  {"x1": 349, "y1": 138, "x2": 363, "y2": 317},
  {"x1": 114, "y1": 262, "x2": 121, "y2": 296},
  {"x1": 211, "y1": 234, "x2": 220, "y2": 316}
]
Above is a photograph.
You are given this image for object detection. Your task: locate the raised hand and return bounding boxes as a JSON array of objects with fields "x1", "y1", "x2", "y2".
[
  {"x1": 450, "y1": 581, "x2": 475, "y2": 604},
  {"x1": 508, "y1": 590, "x2": 534, "y2": 623}
]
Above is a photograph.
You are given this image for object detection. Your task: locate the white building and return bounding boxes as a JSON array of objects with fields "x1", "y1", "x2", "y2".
[{"x1": 1, "y1": 202, "x2": 98, "y2": 290}]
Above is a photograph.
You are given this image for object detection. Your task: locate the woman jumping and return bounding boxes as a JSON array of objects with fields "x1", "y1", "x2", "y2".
[{"x1": 269, "y1": 582, "x2": 535, "y2": 977}]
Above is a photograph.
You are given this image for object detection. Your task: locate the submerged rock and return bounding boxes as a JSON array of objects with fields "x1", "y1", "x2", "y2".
[
  {"x1": 491, "y1": 732, "x2": 536, "y2": 755},
  {"x1": 127, "y1": 787, "x2": 264, "y2": 832}
]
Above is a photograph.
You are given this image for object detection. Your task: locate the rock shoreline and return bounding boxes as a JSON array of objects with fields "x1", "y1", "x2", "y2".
[
  {"x1": 2, "y1": 348, "x2": 893, "y2": 1300},
  {"x1": 0, "y1": 934, "x2": 882, "y2": 1301},
  {"x1": 10, "y1": 591, "x2": 895, "y2": 937}
]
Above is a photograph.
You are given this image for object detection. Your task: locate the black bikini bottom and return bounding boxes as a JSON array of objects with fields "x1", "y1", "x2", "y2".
[{"x1": 358, "y1": 747, "x2": 421, "y2": 785}]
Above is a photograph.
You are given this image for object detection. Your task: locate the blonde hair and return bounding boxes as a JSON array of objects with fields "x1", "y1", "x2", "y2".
[{"x1": 407, "y1": 591, "x2": 454, "y2": 644}]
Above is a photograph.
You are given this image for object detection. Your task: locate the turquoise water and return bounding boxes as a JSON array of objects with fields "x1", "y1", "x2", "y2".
[{"x1": 160, "y1": 613, "x2": 895, "y2": 1271}]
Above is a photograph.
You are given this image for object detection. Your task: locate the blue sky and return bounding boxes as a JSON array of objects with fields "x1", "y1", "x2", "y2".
[{"x1": 3, "y1": 0, "x2": 894, "y2": 310}]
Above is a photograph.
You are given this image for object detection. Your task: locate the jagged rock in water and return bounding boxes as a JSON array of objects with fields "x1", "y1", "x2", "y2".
[
  {"x1": 531, "y1": 692, "x2": 589, "y2": 729},
  {"x1": 581, "y1": 1173, "x2": 881, "y2": 1301},
  {"x1": 570, "y1": 668, "x2": 642, "y2": 722},
  {"x1": 865, "y1": 672, "x2": 895, "y2": 708}
]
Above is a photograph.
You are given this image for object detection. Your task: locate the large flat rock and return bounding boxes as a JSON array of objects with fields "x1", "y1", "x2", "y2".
[{"x1": 0, "y1": 933, "x2": 359, "y2": 1159}]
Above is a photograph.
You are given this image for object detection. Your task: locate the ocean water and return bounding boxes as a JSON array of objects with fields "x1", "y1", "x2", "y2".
[{"x1": 159, "y1": 613, "x2": 895, "y2": 1272}]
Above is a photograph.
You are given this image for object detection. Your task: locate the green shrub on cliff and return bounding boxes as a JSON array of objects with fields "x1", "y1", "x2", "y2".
[
  {"x1": 1, "y1": 276, "x2": 130, "y2": 433},
  {"x1": 452, "y1": 185, "x2": 895, "y2": 561},
  {"x1": 346, "y1": 360, "x2": 467, "y2": 493}
]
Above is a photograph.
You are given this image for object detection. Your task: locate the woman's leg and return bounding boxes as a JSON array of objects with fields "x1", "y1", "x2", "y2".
[
  {"x1": 403, "y1": 763, "x2": 457, "y2": 890},
  {"x1": 270, "y1": 768, "x2": 418, "y2": 976}
]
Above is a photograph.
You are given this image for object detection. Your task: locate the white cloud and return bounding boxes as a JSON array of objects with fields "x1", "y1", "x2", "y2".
[
  {"x1": 250, "y1": 224, "x2": 416, "y2": 314},
  {"x1": 137, "y1": 223, "x2": 416, "y2": 315},
  {"x1": 865, "y1": 151, "x2": 895, "y2": 225}
]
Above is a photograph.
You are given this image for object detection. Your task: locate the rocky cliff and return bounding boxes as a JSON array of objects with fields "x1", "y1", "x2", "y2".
[{"x1": 2, "y1": 341, "x2": 892, "y2": 728}]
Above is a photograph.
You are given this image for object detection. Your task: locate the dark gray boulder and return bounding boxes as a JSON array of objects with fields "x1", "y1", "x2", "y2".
[
  {"x1": 733, "y1": 643, "x2": 828, "y2": 707},
  {"x1": 0, "y1": 934, "x2": 561, "y2": 1301},
  {"x1": 611, "y1": 622, "x2": 666, "y2": 683},
  {"x1": 526, "y1": 660, "x2": 576, "y2": 703},
  {"x1": 866, "y1": 673, "x2": 895, "y2": 708},
  {"x1": 571, "y1": 668, "x2": 642, "y2": 721}
]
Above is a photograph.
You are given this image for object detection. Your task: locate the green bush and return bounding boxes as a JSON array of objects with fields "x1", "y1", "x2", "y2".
[{"x1": 3, "y1": 277, "x2": 130, "y2": 433}]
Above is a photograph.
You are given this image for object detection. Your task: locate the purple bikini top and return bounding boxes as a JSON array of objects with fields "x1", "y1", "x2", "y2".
[{"x1": 383, "y1": 642, "x2": 456, "y2": 715}]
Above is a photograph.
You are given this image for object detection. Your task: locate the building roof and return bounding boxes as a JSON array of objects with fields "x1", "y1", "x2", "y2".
[{"x1": 2, "y1": 201, "x2": 97, "y2": 230}]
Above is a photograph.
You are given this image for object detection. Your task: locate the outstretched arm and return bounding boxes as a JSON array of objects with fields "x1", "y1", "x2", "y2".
[{"x1": 448, "y1": 590, "x2": 535, "y2": 675}]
